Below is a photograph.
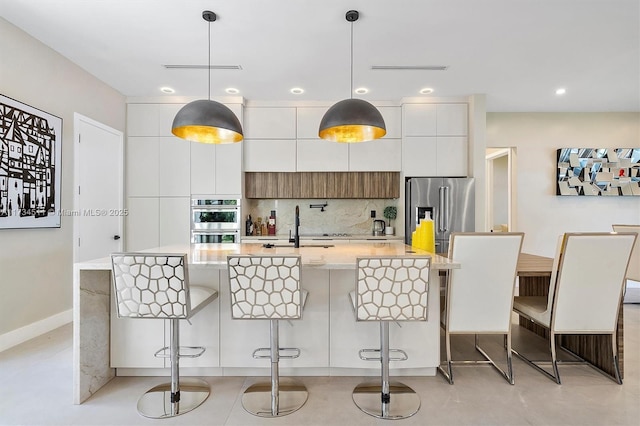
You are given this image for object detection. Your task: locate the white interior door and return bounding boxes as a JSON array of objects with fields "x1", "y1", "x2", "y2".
[{"x1": 74, "y1": 114, "x2": 123, "y2": 262}]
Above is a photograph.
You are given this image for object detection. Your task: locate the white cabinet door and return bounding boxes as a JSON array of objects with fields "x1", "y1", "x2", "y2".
[
  {"x1": 158, "y1": 137, "x2": 191, "y2": 196},
  {"x1": 190, "y1": 142, "x2": 216, "y2": 195},
  {"x1": 127, "y1": 104, "x2": 159, "y2": 137},
  {"x1": 158, "y1": 103, "x2": 184, "y2": 137},
  {"x1": 402, "y1": 137, "x2": 437, "y2": 176},
  {"x1": 125, "y1": 197, "x2": 159, "y2": 251},
  {"x1": 244, "y1": 139, "x2": 297, "y2": 172},
  {"x1": 215, "y1": 142, "x2": 242, "y2": 195},
  {"x1": 244, "y1": 107, "x2": 296, "y2": 139},
  {"x1": 437, "y1": 137, "x2": 468, "y2": 176},
  {"x1": 296, "y1": 107, "x2": 326, "y2": 139},
  {"x1": 159, "y1": 197, "x2": 190, "y2": 246},
  {"x1": 378, "y1": 106, "x2": 402, "y2": 139},
  {"x1": 297, "y1": 139, "x2": 349, "y2": 171},
  {"x1": 349, "y1": 138, "x2": 401, "y2": 171},
  {"x1": 127, "y1": 137, "x2": 159, "y2": 197},
  {"x1": 437, "y1": 104, "x2": 468, "y2": 136},
  {"x1": 402, "y1": 104, "x2": 437, "y2": 137}
]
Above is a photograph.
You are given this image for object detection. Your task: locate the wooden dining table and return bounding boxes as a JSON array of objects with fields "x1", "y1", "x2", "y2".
[{"x1": 516, "y1": 253, "x2": 624, "y2": 379}]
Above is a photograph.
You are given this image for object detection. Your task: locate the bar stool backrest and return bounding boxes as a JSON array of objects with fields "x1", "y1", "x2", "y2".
[
  {"x1": 355, "y1": 256, "x2": 431, "y2": 322},
  {"x1": 111, "y1": 253, "x2": 190, "y2": 319},
  {"x1": 550, "y1": 233, "x2": 636, "y2": 333},
  {"x1": 227, "y1": 255, "x2": 303, "y2": 319},
  {"x1": 446, "y1": 233, "x2": 524, "y2": 333}
]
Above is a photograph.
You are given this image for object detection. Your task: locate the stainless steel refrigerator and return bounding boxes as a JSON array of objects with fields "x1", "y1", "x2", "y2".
[{"x1": 405, "y1": 177, "x2": 475, "y2": 253}]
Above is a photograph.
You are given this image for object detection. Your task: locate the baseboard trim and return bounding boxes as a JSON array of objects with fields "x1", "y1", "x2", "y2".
[{"x1": 0, "y1": 309, "x2": 72, "y2": 353}]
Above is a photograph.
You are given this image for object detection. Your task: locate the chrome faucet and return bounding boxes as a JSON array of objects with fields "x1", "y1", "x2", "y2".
[{"x1": 289, "y1": 205, "x2": 300, "y2": 248}]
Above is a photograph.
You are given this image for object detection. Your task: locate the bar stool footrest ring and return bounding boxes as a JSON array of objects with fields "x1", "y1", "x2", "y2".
[
  {"x1": 358, "y1": 348, "x2": 408, "y2": 362},
  {"x1": 252, "y1": 347, "x2": 301, "y2": 359}
]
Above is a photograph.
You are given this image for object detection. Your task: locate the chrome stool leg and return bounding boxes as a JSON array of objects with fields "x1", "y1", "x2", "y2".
[
  {"x1": 352, "y1": 322, "x2": 420, "y2": 420},
  {"x1": 241, "y1": 319, "x2": 308, "y2": 417},
  {"x1": 136, "y1": 319, "x2": 210, "y2": 419}
]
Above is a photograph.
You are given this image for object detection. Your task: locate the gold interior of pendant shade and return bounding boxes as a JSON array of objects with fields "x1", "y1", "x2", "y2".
[
  {"x1": 319, "y1": 124, "x2": 386, "y2": 143},
  {"x1": 172, "y1": 125, "x2": 243, "y2": 144}
]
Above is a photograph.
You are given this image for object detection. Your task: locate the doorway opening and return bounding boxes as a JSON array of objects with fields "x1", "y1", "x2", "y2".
[{"x1": 485, "y1": 148, "x2": 516, "y2": 232}]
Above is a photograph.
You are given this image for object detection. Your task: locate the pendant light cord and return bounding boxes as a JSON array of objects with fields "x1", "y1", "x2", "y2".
[
  {"x1": 350, "y1": 20, "x2": 353, "y2": 99},
  {"x1": 208, "y1": 19, "x2": 211, "y2": 101}
]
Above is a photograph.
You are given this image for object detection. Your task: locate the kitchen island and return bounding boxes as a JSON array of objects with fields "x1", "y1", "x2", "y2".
[{"x1": 73, "y1": 242, "x2": 459, "y2": 404}]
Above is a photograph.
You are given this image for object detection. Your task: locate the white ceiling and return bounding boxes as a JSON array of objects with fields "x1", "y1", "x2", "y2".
[{"x1": 1, "y1": 0, "x2": 638, "y2": 112}]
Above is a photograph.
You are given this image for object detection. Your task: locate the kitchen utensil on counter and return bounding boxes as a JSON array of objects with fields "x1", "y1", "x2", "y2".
[{"x1": 372, "y1": 219, "x2": 386, "y2": 236}]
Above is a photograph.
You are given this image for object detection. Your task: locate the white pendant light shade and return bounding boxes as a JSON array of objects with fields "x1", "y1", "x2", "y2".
[
  {"x1": 172, "y1": 99, "x2": 243, "y2": 144},
  {"x1": 318, "y1": 98, "x2": 386, "y2": 143}
]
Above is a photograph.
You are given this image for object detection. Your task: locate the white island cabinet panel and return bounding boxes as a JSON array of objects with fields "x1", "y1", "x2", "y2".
[
  {"x1": 110, "y1": 292, "x2": 164, "y2": 368},
  {"x1": 219, "y1": 269, "x2": 330, "y2": 368},
  {"x1": 402, "y1": 136, "x2": 438, "y2": 176},
  {"x1": 159, "y1": 197, "x2": 190, "y2": 246},
  {"x1": 403, "y1": 104, "x2": 437, "y2": 137},
  {"x1": 244, "y1": 107, "x2": 296, "y2": 139},
  {"x1": 158, "y1": 137, "x2": 191, "y2": 196},
  {"x1": 297, "y1": 139, "x2": 349, "y2": 171},
  {"x1": 125, "y1": 197, "x2": 159, "y2": 251},
  {"x1": 244, "y1": 139, "x2": 297, "y2": 172},
  {"x1": 126, "y1": 137, "x2": 159, "y2": 197},
  {"x1": 349, "y1": 138, "x2": 401, "y2": 171}
]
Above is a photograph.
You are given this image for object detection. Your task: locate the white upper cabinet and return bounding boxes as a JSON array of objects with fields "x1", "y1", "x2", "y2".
[
  {"x1": 126, "y1": 136, "x2": 159, "y2": 197},
  {"x1": 349, "y1": 138, "x2": 401, "y2": 171},
  {"x1": 436, "y1": 104, "x2": 468, "y2": 136},
  {"x1": 127, "y1": 103, "x2": 183, "y2": 137},
  {"x1": 377, "y1": 106, "x2": 402, "y2": 139},
  {"x1": 436, "y1": 137, "x2": 468, "y2": 176},
  {"x1": 244, "y1": 107, "x2": 296, "y2": 139},
  {"x1": 297, "y1": 139, "x2": 349, "y2": 171},
  {"x1": 190, "y1": 141, "x2": 242, "y2": 196},
  {"x1": 244, "y1": 139, "x2": 297, "y2": 172},
  {"x1": 402, "y1": 137, "x2": 438, "y2": 176},
  {"x1": 403, "y1": 104, "x2": 437, "y2": 136},
  {"x1": 158, "y1": 137, "x2": 191, "y2": 196},
  {"x1": 190, "y1": 142, "x2": 216, "y2": 195},
  {"x1": 296, "y1": 107, "x2": 326, "y2": 139}
]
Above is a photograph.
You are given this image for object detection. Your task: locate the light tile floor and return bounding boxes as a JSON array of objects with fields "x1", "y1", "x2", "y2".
[{"x1": 1, "y1": 305, "x2": 638, "y2": 425}]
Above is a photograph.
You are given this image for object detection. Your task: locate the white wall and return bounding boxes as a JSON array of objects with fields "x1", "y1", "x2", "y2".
[
  {"x1": 0, "y1": 18, "x2": 125, "y2": 338},
  {"x1": 487, "y1": 113, "x2": 640, "y2": 257}
]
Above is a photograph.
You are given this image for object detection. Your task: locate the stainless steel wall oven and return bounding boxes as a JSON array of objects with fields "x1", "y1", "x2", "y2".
[{"x1": 190, "y1": 198, "x2": 241, "y2": 244}]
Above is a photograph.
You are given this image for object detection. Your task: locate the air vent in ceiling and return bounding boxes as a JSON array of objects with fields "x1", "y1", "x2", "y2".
[
  {"x1": 371, "y1": 65, "x2": 448, "y2": 71},
  {"x1": 163, "y1": 65, "x2": 243, "y2": 70}
]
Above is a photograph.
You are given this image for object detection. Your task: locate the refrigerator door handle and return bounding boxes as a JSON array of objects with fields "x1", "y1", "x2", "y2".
[
  {"x1": 438, "y1": 186, "x2": 445, "y2": 232},
  {"x1": 443, "y1": 186, "x2": 450, "y2": 232}
]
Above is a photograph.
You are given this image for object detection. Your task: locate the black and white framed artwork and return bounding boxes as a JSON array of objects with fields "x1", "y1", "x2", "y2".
[{"x1": 0, "y1": 94, "x2": 62, "y2": 229}]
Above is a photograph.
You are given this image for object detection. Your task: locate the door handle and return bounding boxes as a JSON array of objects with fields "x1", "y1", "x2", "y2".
[
  {"x1": 113, "y1": 235, "x2": 121, "y2": 240},
  {"x1": 438, "y1": 187, "x2": 445, "y2": 232}
]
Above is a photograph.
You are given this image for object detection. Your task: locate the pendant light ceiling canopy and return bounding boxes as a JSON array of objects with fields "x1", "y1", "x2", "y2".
[
  {"x1": 318, "y1": 10, "x2": 385, "y2": 143},
  {"x1": 171, "y1": 11, "x2": 243, "y2": 144}
]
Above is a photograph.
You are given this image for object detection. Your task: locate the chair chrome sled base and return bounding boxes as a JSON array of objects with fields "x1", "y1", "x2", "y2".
[
  {"x1": 352, "y1": 381, "x2": 420, "y2": 420},
  {"x1": 242, "y1": 380, "x2": 308, "y2": 418},
  {"x1": 438, "y1": 334, "x2": 514, "y2": 385},
  {"x1": 136, "y1": 378, "x2": 210, "y2": 419}
]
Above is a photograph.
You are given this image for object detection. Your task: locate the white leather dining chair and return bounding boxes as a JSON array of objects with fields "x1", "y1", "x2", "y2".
[
  {"x1": 512, "y1": 232, "x2": 637, "y2": 384},
  {"x1": 439, "y1": 232, "x2": 524, "y2": 385},
  {"x1": 612, "y1": 224, "x2": 640, "y2": 303}
]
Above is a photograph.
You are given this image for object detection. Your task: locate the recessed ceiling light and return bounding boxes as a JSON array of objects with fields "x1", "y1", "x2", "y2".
[
  {"x1": 225, "y1": 88, "x2": 240, "y2": 94},
  {"x1": 290, "y1": 87, "x2": 304, "y2": 94},
  {"x1": 160, "y1": 87, "x2": 175, "y2": 94},
  {"x1": 555, "y1": 88, "x2": 567, "y2": 95},
  {"x1": 419, "y1": 88, "x2": 434, "y2": 94},
  {"x1": 354, "y1": 87, "x2": 369, "y2": 94}
]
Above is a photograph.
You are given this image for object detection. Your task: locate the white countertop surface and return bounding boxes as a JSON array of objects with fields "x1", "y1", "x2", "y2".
[
  {"x1": 242, "y1": 234, "x2": 404, "y2": 241},
  {"x1": 76, "y1": 242, "x2": 458, "y2": 271}
]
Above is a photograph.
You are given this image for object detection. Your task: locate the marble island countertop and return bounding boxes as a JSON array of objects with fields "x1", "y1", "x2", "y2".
[
  {"x1": 242, "y1": 234, "x2": 404, "y2": 241},
  {"x1": 76, "y1": 242, "x2": 458, "y2": 271}
]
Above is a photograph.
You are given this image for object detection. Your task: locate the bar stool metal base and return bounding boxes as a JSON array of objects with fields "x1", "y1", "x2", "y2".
[
  {"x1": 241, "y1": 379, "x2": 308, "y2": 417},
  {"x1": 352, "y1": 381, "x2": 420, "y2": 420},
  {"x1": 136, "y1": 378, "x2": 210, "y2": 419}
]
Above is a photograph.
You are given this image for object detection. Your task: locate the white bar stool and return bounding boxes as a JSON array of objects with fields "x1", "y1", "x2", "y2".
[
  {"x1": 227, "y1": 255, "x2": 308, "y2": 417},
  {"x1": 349, "y1": 256, "x2": 431, "y2": 420},
  {"x1": 111, "y1": 253, "x2": 218, "y2": 418}
]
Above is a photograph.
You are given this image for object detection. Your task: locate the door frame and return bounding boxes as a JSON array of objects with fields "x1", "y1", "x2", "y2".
[
  {"x1": 73, "y1": 113, "x2": 124, "y2": 262},
  {"x1": 485, "y1": 147, "x2": 516, "y2": 232}
]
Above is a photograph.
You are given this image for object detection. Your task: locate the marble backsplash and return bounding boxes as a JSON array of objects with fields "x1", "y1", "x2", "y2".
[{"x1": 244, "y1": 199, "x2": 398, "y2": 236}]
